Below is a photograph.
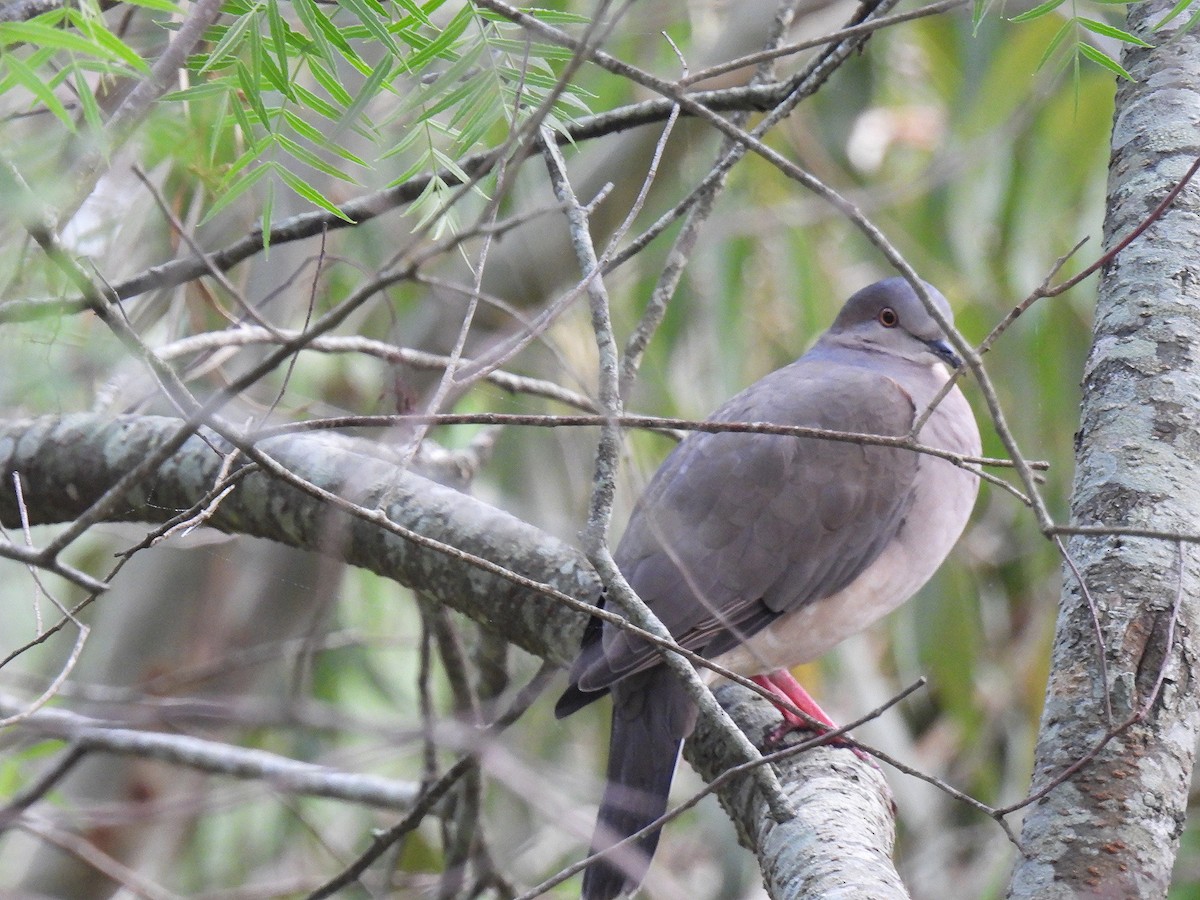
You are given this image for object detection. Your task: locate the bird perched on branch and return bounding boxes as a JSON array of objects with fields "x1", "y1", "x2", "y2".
[{"x1": 555, "y1": 277, "x2": 981, "y2": 899}]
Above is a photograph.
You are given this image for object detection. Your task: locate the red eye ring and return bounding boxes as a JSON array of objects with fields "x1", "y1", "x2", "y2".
[{"x1": 877, "y1": 307, "x2": 899, "y2": 328}]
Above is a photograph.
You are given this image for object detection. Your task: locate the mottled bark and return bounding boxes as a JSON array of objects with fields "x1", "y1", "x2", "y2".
[
  {"x1": 1008, "y1": 17, "x2": 1200, "y2": 899},
  {"x1": 0, "y1": 414, "x2": 597, "y2": 667},
  {"x1": 694, "y1": 685, "x2": 906, "y2": 900}
]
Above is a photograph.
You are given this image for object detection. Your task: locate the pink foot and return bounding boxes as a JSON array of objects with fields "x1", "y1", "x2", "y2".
[{"x1": 750, "y1": 670, "x2": 870, "y2": 761}]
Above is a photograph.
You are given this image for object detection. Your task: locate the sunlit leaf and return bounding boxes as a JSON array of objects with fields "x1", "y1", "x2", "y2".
[
  {"x1": 1077, "y1": 17, "x2": 1152, "y2": 45},
  {"x1": 1077, "y1": 41, "x2": 1135, "y2": 79}
]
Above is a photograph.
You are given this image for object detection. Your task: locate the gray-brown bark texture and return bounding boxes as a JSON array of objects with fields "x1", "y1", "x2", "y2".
[{"x1": 1007, "y1": 17, "x2": 1200, "y2": 899}]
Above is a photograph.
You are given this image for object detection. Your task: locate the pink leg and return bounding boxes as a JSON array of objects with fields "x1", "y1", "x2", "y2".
[
  {"x1": 751, "y1": 669, "x2": 868, "y2": 760},
  {"x1": 751, "y1": 670, "x2": 837, "y2": 728}
]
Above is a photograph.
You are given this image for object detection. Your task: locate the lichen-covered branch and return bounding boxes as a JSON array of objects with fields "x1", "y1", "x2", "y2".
[
  {"x1": 1008, "y1": 14, "x2": 1200, "y2": 898},
  {"x1": 0, "y1": 414, "x2": 597, "y2": 667}
]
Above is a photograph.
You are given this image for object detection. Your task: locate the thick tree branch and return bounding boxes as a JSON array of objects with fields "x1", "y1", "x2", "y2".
[
  {"x1": 0, "y1": 414, "x2": 596, "y2": 666},
  {"x1": 1008, "y1": 11, "x2": 1200, "y2": 898}
]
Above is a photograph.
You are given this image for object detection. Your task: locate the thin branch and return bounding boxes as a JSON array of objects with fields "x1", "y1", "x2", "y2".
[
  {"x1": 0, "y1": 693, "x2": 421, "y2": 810},
  {"x1": 677, "y1": 0, "x2": 968, "y2": 87},
  {"x1": 305, "y1": 663, "x2": 556, "y2": 899}
]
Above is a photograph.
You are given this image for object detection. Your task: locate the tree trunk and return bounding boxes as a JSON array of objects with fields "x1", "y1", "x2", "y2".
[{"x1": 1008, "y1": 15, "x2": 1200, "y2": 899}]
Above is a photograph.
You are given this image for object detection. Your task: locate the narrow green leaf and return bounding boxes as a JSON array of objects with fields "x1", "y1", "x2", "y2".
[
  {"x1": 223, "y1": 134, "x2": 273, "y2": 181},
  {"x1": 266, "y1": 0, "x2": 292, "y2": 83},
  {"x1": 398, "y1": 3, "x2": 471, "y2": 70},
  {"x1": 1008, "y1": 0, "x2": 1068, "y2": 22},
  {"x1": 339, "y1": 55, "x2": 393, "y2": 130},
  {"x1": 236, "y1": 60, "x2": 272, "y2": 128},
  {"x1": 291, "y1": 83, "x2": 342, "y2": 120},
  {"x1": 199, "y1": 5, "x2": 259, "y2": 74},
  {"x1": 308, "y1": 57, "x2": 356, "y2": 107},
  {"x1": 1078, "y1": 42, "x2": 1136, "y2": 79},
  {"x1": 74, "y1": 67, "x2": 104, "y2": 132},
  {"x1": 261, "y1": 178, "x2": 274, "y2": 251},
  {"x1": 394, "y1": 0, "x2": 436, "y2": 28},
  {"x1": 0, "y1": 19, "x2": 126, "y2": 61},
  {"x1": 162, "y1": 82, "x2": 234, "y2": 102},
  {"x1": 303, "y1": 0, "x2": 368, "y2": 71},
  {"x1": 1078, "y1": 17, "x2": 1152, "y2": 45},
  {"x1": 2, "y1": 54, "x2": 73, "y2": 126},
  {"x1": 1034, "y1": 18, "x2": 1075, "y2": 71},
  {"x1": 336, "y1": 0, "x2": 403, "y2": 58},
  {"x1": 378, "y1": 118, "x2": 430, "y2": 160},
  {"x1": 209, "y1": 88, "x2": 232, "y2": 163},
  {"x1": 290, "y1": 0, "x2": 336, "y2": 67},
  {"x1": 69, "y1": 13, "x2": 152, "y2": 73},
  {"x1": 275, "y1": 165, "x2": 356, "y2": 220},
  {"x1": 229, "y1": 87, "x2": 258, "y2": 140},
  {"x1": 416, "y1": 72, "x2": 484, "y2": 121},
  {"x1": 1153, "y1": 0, "x2": 1194, "y2": 28},
  {"x1": 282, "y1": 109, "x2": 370, "y2": 165},
  {"x1": 275, "y1": 134, "x2": 360, "y2": 182},
  {"x1": 118, "y1": 0, "x2": 182, "y2": 12},
  {"x1": 205, "y1": 160, "x2": 274, "y2": 223}
]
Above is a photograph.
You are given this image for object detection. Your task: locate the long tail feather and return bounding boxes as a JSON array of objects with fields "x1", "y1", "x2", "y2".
[{"x1": 582, "y1": 668, "x2": 695, "y2": 900}]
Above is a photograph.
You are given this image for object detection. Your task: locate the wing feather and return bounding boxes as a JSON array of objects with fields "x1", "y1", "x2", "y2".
[{"x1": 574, "y1": 358, "x2": 920, "y2": 692}]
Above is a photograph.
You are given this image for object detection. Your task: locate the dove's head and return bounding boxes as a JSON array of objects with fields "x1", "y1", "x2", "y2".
[{"x1": 826, "y1": 277, "x2": 963, "y2": 370}]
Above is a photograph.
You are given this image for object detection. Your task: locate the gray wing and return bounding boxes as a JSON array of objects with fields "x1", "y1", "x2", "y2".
[{"x1": 573, "y1": 358, "x2": 920, "y2": 693}]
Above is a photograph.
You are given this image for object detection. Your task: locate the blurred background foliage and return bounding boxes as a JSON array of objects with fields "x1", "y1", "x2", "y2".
[{"x1": 0, "y1": 0, "x2": 1182, "y2": 896}]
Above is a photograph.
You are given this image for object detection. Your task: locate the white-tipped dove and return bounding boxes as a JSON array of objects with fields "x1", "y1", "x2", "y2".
[{"x1": 555, "y1": 277, "x2": 981, "y2": 899}]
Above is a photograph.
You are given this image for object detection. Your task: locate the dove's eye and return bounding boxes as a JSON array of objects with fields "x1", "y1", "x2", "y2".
[{"x1": 877, "y1": 307, "x2": 899, "y2": 328}]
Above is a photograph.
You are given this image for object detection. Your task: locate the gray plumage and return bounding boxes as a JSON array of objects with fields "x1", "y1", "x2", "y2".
[{"x1": 556, "y1": 277, "x2": 982, "y2": 899}]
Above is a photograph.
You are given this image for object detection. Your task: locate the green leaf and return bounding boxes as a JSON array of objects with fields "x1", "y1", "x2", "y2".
[
  {"x1": 275, "y1": 164, "x2": 356, "y2": 221},
  {"x1": 0, "y1": 19, "x2": 131, "y2": 64},
  {"x1": 1077, "y1": 17, "x2": 1152, "y2": 45},
  {"x1": 290, "y1": 0, "x2": 336, "y2": 67},
  {"x1": 69, "y1": 12, "x2": 152, "y2": 73},
  {"x1": 205, "y1": 158, "x2": 273, "y2": 222},
  {"x1": 199, "y1": 5, "x2": 259, "y2": 74},
  {"x1": 394, "y1": 0, "x2": 437, "y2": 28},
  {"x1": 308, "y1": 57, "x2": 356, "y2": 107},
  {"x1": 74, "y1": 67, "x2": 104, "y2": 132},
  {"x1": 118, "y1": 0, "x2": 182, "y2": 12},
  {"x1": 1077, "y1": 42, "x2": 1136, "y2": 79},
  {"x1": 282, "y1": 109, "x2": 370, "y2": 165},
  {"x1": 275, "y1": 133, "x2": 360, "y2": 182},
  {"x1": 266, "y1": 0, "x2": 292, "y2": 85},
  {"x1": 236, "y1": 60, "x2": 272, "y2": 128},
  {"x1": 291, "y1": 83, "x2": 342, "y2": 120},
  {"x1": 336, "y1": 0, "x2": 403, "y2": 58},
  {"x1": 394, "y1": 2, "x2": 472, "y2": 71},
  {"x1": 339, "y1": 55, "x2": 393, "y2": 131},
  {"x1": 1153, "y1": 0, "x2": 1195, "y2": 28},
  {"x1": 1034, "y1": 18, "x2": 1075, "y2": 71},
  {"x1": 1008, "y1": 0, "x2": 1068, "y2": 22},
  {"x1": 261, "y1": 178, "x2": 274, "y2": 251},
  {"x1": 162, "y1": 82, "x2": 233, "y2": 102},
  {"x1": 2, "y1": 54, "x2": 73, "y2": 126}
]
